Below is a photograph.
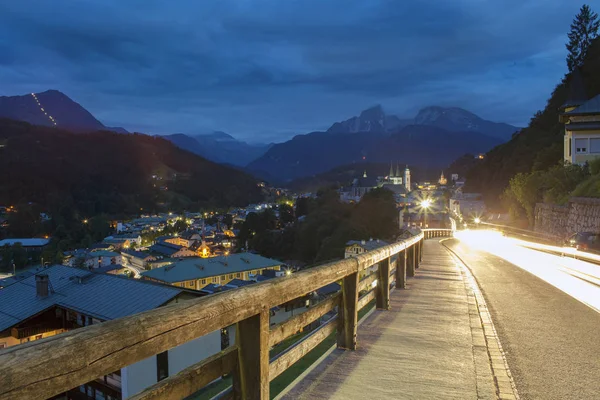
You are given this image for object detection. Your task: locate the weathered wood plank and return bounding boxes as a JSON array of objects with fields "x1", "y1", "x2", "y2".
[
  {"x1": 269, "y1": 316, "x2": 337, "y2": 380},
  {"x1": 357, "y1": 289, "x2": 375, "y2": 311},
  {"x1": 407, "y1": 245, "x2": 415, "y2": 277},
  {"x1": 337, "y1": 271, "x2": 358, "y2": 350},
  {"x1": 0, "y1": 233, "x2": 423, "y2": 400},
  {"x1": 129, "y1": 346, "x2": 238, "y2": 400},
  {"x1": 235, "y1": 309, "x2": 270, "y2": 400},
  {"x1": 376, "y1": 258, "x2": 390, "y2": 310},
  {"x1": 269, "y1": 294, "x2": 340, "y2": 347},
  {"x1": 396, "y1": 250, "x2": 407, "y2": 289},
  {"x1": 358, "y1": 272, "x2": 377, "y2": 292}
]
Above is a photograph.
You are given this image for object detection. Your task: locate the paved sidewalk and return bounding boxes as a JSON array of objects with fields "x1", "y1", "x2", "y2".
[{"x1": 279, "y1": 240, "x2": 500, "y2": 400}]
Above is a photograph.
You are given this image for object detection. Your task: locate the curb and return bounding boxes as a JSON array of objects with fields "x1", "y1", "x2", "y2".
[{"x1": 442, "y1": 239, "x2": 520, "y2": 400}]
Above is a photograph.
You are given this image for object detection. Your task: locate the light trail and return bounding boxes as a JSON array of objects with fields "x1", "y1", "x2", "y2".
[
  {"x1": 454, "y1": 229, "x2": 600, "y2": 313},
  {"x1": 31, "y1": 93, "x2": 57, "y2": 126}
]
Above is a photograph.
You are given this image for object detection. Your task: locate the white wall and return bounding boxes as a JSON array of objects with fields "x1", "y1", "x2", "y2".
[
  {"x1": 169, "y1": 330, "x2": 221, "y2": 376},
  {"x1": 121, "y1": 330, "x2": 221, "y2": 399},
  {"x1": 121, "y1": 355, "x2": 157, "y2": 399}
]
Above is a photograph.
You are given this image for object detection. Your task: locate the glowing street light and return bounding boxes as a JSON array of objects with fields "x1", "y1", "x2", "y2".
[
  {"x1": 286, "y1": 270, "x2": 292, "y2": 276},
  {"x1": 474, "y1": 217, "x2": 481, "y2": 224},
  {"x1": 420, "y1": 199, "x2": 432, "y2": 209},
  {"x1": 83, "y1": 219, "x2": 88, "y2": 224}
]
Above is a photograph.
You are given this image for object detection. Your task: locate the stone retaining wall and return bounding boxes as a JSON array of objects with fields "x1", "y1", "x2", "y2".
[{"x1": 534, "y1": 197, "x2": 600, "y2": 238}]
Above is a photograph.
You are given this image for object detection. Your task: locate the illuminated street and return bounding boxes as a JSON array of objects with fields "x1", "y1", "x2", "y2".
[{"x1": 446, "y1": 232, "x2": 600, "y2": 400}]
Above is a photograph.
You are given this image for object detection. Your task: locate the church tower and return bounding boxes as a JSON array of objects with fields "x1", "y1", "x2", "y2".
[
  {"x1": 439, "y1": 171, "x2": 447, "y2": 185},
  {"x1": 404, "y1": 166, "x2": 411, "y2": 192},
  {"x1": 389, "y1": 162, "x2": 394, "y2": 178}
]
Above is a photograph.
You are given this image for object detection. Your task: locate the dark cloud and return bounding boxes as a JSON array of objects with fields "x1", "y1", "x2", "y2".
[{"x1": 0, "y1": 0, "x2": 583, "y2": 142}]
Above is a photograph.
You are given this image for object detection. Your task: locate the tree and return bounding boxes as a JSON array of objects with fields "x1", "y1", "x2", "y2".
[
  {"x1": 11, "y1": 243, "x2": 28, "y2": 269},
  {"x1": 566, "y1": 4, "x2": 599, "y2": 71}
]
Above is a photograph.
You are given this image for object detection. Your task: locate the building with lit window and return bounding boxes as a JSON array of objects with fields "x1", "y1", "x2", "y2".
[
  {"x1": 141, "y1": 252, "x2": 282, "y2": 290},
  {"x1": 561, "y1": 69, "x2": 600, "y2": 165},
  {"x1": 0, "y1": 265, "x2": 220, "y2": 399}
]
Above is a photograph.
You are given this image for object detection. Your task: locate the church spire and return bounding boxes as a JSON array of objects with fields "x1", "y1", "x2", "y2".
[
  {"x1": 363, "y1": 170, "x2": 367, "y2": 178},
  {"x1": 395, "y1": 162, "x2": 401, "y2": 178},
  {"x1": 389, "y1": 161, "x2": 394, "y2": 177}
]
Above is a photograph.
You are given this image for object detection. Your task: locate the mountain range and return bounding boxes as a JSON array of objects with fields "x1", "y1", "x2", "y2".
[
  {"x1": 162, "y1": 132, "x2": 273, "y2": 167},
  {"x1": 247, "y1": 105, "x2": 519, "y2": 182},
  {"x1": 0, "y1": 90, "x2": 519, "y2": 185}
]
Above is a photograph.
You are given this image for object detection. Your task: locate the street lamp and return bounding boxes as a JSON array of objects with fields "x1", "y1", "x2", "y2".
[
  {"x1": 474, "y1": 217, "x2": 481, "y2": 224},
  {"x1": 420, "y1": 199, "x2": 431, "y2": 228}
]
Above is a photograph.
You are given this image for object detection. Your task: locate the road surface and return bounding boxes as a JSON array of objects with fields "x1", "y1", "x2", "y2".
[{"x1": 445, "y1": 234, "x2": 600, "y2": 400}]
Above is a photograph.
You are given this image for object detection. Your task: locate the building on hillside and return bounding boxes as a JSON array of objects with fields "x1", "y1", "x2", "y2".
[
  {"x1": 561, "y1": 68, "x2": 600, "y2": 165},
  {"x1": 0, "y1": 238, "x2": 49, "y2": 252},
  {"x1": 0, "y1": 265, "x2": 220, "y2": 399},
  {"x1": 141, "y1": 253, "x2": 283, "y2": 290}
]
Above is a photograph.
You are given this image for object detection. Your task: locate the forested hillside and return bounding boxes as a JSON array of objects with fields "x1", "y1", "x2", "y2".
[
  {"x1": 465, "y1": 37, "x2": 600, "y2": 211},
  {"x1": 0, "y1": 119, "x2": 262, "y2": 219}
]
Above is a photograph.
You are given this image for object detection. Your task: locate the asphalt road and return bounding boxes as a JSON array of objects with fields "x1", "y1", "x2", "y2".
[{"x1": 444, "y1": 238, "x2": 600, "y2": 400}]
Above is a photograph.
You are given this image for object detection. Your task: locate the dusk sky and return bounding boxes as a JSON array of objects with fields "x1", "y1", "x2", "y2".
[{"x1": 0, "y1": 1, "x2": 584, "y2": 142}]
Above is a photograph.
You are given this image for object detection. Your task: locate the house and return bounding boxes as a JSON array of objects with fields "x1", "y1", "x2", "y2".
[
  {"x1": 0, "y1": 265, "x2": 220, "y2": 399},
  {"x1": 141, "y1": 252, "x2": 283, "y2": 290},
  {"x1": 149, "y1": 242, "x2": 197, "y2": 258},
  {"x1": 121, "y1": 250, "x2": 156, "y2": 270},
  {"x1": 86, "y1": 250, "x2": 122, "y2": 269},
  {"x1": 344, "y1": 239, "x2": 390, "y2": 258},
  {"x1": 345, "y1": 239, "x2": 393, "y2": 278},
  {"x1": 0, "y1": 238, "x2": 50, "y2": 252},
  {"x1": 164, "y1": 233, "x2": 197, "y2": 249},
  {"x1": 561, "y1": 69, "x2": 600, "y2": 165},
  {"x1": 103, "y1": 234, "x2": 142, "y2": 249}
]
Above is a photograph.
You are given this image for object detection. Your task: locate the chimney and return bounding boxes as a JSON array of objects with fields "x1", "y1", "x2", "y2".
[{"x1": 35, "y1": 274, "x2": 49, "y2": 297}]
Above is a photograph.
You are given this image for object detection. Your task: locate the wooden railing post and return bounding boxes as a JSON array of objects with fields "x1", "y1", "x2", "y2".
[
  {"x1": 415, "y1": 242, "x2": 420, "y2": 269},
  {"x1": 396, "y1": 250, "x2": 407, "y2": 289},
  {"x1": 420, "y1": 239, "x2": 424, "y2": 262},
  {"x1": 407, "y1": 245, "x2": 415, "y2": 277},
  {"x1": 337, "y1": 271, "x2": 359, "y2": 350},
  {"x1": 234, "y1": 309, "x2": 270, "y2": 400},
  {"x1": 376, "y1": 257, "x2": 390, "y2": 310}
]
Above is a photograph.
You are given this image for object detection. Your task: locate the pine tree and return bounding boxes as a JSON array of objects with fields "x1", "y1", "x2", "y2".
[{"x1": 566, "y1": 5, "x2": 600, "y2": 72}]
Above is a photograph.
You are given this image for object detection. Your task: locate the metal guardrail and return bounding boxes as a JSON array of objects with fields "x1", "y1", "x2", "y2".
[{"x1": 0, "y1": 232, "x2": 425, "y2": 400}]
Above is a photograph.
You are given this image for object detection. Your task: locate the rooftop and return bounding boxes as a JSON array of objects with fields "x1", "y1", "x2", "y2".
[
  {"x1": 0, "y1": 238, "x2": 50, "y2": 247},
  {"x1": 565, "y1": 94, "x2": 600, "y2": 116},
  {"x1": 141, "y1": 253, "x2": 282, "y2": 283},
  {"x1": 0, "y1": 265, "x2": 182, "y2": 332}
]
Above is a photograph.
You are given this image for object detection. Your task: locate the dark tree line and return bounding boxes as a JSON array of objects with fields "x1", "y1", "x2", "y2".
[{"x1": 237, "y1": 188, "x2": 400, "y2": 264}]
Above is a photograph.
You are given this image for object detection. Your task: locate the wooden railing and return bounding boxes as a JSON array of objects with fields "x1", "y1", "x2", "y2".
[
  {"x1": 0, "y1": 232, "x2": 424, "y2": 400},
  {"x1": 422, "y1": 228, "x2": 454, "y2": 240}
]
